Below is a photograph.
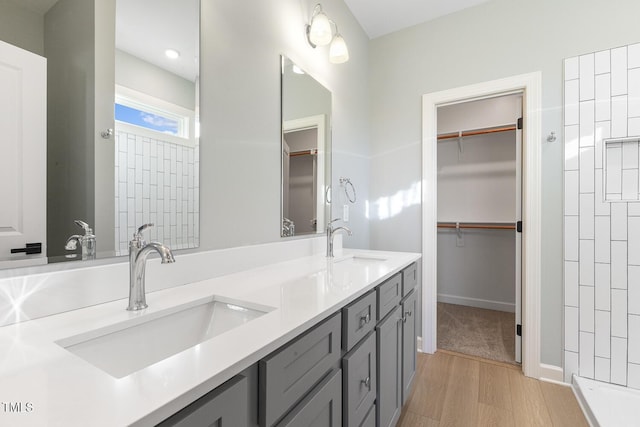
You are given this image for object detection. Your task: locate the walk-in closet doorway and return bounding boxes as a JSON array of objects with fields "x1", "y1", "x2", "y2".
[
  {"x1": 436, "y1": 94, "x2": 523, "y2": 366},
  {"x1": 422, "y1": 73, "x2": 548, "y2": 380}
]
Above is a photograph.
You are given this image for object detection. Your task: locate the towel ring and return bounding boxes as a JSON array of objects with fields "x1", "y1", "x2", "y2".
[{"x1": 339, "y1": 177, "x2": 357, "y2": 204}]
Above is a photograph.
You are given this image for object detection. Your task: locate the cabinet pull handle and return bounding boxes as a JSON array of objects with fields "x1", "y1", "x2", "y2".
[
  {"x1": 361, "y1": 376, "x2": 371, "y2": 388},
  {"x1": 360, "y1": 313, "x2": 371, "y2": 326},
  {"x1": 401, "y1": 310, "x2": 412, "y2": 323}
]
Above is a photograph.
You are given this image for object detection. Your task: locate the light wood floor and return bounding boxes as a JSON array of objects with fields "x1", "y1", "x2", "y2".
[{"x1": 398, "y1": 351, "x2": 588, "y2": 427}]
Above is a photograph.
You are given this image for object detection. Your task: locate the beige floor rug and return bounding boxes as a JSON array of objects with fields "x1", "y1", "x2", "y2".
[{"x1": 437, "y1": 302, "x2": 517, "y2": 364}]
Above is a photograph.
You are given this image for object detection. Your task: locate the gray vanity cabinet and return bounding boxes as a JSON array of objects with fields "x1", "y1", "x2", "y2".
[
  {"x1": 275, "y1": 369, "x2": 343, "y2": 427},
  {"x1": 342, "y1": 331, "x2": 376, "y2": 427},
  {"x1": 401, "y1": 289, "x2": 417, "y2": 404},
  {"x1": 259, "y1": 313, "x2": 342, "y2": 427},
  {"x1": 375, "y1": 262, "x2": 419, "y2": 427},
  {"x1": 157, "y1": 374, "x2": 249, "y2": 426},
  {"x1": 376, "y1": 305, "x2": 402, "y2": 427},
  {"x1": 159, "y1": 262, "x2": 418, "y2": 427}
]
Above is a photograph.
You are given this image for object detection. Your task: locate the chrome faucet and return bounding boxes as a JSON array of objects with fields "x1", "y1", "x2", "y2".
[
  {"x1": 326, "y1": 218, "x2": 352, "y2": 257},
  {"x1": 127, "y1": 223, "x2": 175, "y2": 311},
  {"x1": 65, "y1": 220, "x2": 96, "y2": 260}
]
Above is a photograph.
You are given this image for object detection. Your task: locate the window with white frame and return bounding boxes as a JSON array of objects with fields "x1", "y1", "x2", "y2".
[{"x1": 114, "y1": 85, "x2": 196, "y2": 147}]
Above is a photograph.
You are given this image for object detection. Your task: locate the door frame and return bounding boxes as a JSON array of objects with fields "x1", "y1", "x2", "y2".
[{"x1": 421, "y1": 72, "x2": 547, "y2": 379}]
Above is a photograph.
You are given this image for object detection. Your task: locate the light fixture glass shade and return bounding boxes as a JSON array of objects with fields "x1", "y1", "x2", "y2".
[
  {"x1": 309, "y1": 12, "x2": 333, "y2": 46},
  {"x1": 329, "y1": 34, "x2": 349, "y2": 64}
]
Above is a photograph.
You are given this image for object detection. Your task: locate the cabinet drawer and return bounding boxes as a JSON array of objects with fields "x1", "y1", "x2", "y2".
[
  {"x1": 377, "y1": 273, "x2": 401, "y2": 320},
  {"x1": 360, "y1": 404, "x2": 375, "y2": 427},
  {"x1": 158, "y1": 374, "x2": 248, "y2": 426},
  {"x1": 275, "y1": 368, "x2": 342, "y2": 427},
  {"x1": 260, "y1": 313, "x2": 342, "y2": 427},
  {"x1": 343, "y1": 331, "x2": 376, "y2": 427},
  {"x1": 401, "y1": 263, "x2": 417, "y2": 297},
  {"x1": 342, "y1": 290, "x2": 377, "y2": 352}
]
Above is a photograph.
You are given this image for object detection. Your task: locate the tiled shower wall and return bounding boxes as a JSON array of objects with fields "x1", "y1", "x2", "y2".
[
  {"x1": 564, "y1": 42, "x2": 640, "y2": 388},
  {"x1": 114, "y1": 129, "x2": 200, "y2": 255}
]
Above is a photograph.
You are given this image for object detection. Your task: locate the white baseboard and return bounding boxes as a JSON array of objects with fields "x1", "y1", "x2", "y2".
[
  {"x1": 437, "y1": 293, "x2": 515, "y2": 313},
  {"x1": 538, "y1": 363, "x2": 564, "y2": 383}
]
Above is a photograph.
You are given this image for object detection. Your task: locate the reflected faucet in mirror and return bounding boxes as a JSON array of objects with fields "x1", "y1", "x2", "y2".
[
  {"x1": 65, "y1": 220, "x2": 96, "y2": 260},
  {"x1": 326, "y1": 218, "x2": 352, "y2": 258},
  {"x1": 282, "y1": 217, "x2": 295, "y2": 237},
  {"x1": 127, "y1": 223, "x2": 175, "y2": 311}
]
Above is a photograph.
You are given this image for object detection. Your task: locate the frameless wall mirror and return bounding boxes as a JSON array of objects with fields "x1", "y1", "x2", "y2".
[
  {"x1": 113, "y1": 0, "x2": 200, "y2": 256},
  {"x1": 0, "y1": 0, "x2": 199, "y2": 269},
  {"x1": 281, "y1": 55, "x2": 332, "y2": 238}
]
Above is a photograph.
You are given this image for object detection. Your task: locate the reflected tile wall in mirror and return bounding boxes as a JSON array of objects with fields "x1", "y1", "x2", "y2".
[{"x1": 114, "y1": 131, "x2": 200, "y2": 255}]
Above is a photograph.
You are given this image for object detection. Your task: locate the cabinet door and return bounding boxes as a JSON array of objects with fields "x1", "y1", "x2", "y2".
[
  {"x1": 276, "y1": 369, "x2": 342, "y2": 427},
  {"x1": 158, "y1": 375, "x2": 248, "y2": 426},
  {"x1": 343, "y1": 332, "x2": 376, "y2": 427},
  {"x1": 401, "y1": 290, "x2": 417, "y2": 404},
  {"x1": 376, "y1": 306, "x2": 401, "y2": 427}
]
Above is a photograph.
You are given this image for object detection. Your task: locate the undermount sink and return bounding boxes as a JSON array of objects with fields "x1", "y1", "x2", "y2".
[
  {"x1": 334, "y1": 255, "x2": 388, "y2": 265},
  {"x1": 56, "y1": 296, "x2": 272, "y2": 378}
]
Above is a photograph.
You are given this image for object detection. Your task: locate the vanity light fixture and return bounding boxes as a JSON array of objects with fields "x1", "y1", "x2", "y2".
[
  {"x1": 306, "y1": 4, "x2": 349, "y2": 64},
  {"x1": 165, "y1": 48, "x2": 180, "y2": 59}
]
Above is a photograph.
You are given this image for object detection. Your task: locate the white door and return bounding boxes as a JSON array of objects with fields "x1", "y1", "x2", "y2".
[
  {"x1": 515, "y1": 109, "x2": 523, "y2": 364},
  {"x1": 0, "y1": 40, "x2": 47, "y2": 268}
]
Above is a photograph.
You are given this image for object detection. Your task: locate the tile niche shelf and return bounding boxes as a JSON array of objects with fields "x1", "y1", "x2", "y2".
[{"x1": 604, "y1": 136, "x2": 640, "y2": 202}]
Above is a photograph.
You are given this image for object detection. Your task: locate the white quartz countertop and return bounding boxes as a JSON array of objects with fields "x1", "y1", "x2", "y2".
[{"x1": 0, "y1": 249, "x2": 420, "y2": 426}]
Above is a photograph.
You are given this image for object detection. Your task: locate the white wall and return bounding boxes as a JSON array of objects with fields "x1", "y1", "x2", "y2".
[
  {"x1": 368, "y1": 0, "x2": 640, "y2": 366},
  {"x1": 199, "y1": 0, "x2": 370, "y2": 250}
]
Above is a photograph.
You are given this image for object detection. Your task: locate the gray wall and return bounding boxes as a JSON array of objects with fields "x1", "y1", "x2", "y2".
[
  {"x1": 199, "y1": 0, "x2": 370, "y2": 250},
  {"x1": 369, "y1": 0, "x2": 640, "y2": 366},
  {"x1": 44, "y1": 0, "x2": 115, "y2": 259},
  {"x1": 0, "y1": 0, "x2": 43, "y2": 55}
]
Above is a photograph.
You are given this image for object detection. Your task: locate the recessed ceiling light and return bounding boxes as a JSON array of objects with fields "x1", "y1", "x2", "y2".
[{"x1": 165, "y1": 49, "x2": 180, "y2": 59}]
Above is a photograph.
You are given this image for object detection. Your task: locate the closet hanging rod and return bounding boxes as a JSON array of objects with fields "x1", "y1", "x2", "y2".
[
  {"x1": 290, "y1": 148, "x2": 318, "y2": 157},
  {"x1": 437, "y1": 222, "x2": 516, "y2": 230},
  {"x1": 437, "y1": 124, "x2": 517, "y2": 141}
]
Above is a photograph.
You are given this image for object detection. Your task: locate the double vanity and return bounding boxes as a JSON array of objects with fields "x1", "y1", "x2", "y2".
[{"x1": 0, "y1": 242, "x2": 420, "y2": 426}]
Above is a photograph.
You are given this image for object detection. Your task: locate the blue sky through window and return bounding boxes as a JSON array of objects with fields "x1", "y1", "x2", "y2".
[{"x1": 115, "y1": 103, "x2": 179, "y2": 136}]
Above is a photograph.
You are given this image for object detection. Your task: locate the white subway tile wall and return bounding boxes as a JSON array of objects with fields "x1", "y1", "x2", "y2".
[
  {"x1": 564, "y1": 42, "x2": 640, "y2": 389},
  {"x1": 114, "y1": 130, "x2": 200, "y2": 255}
]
